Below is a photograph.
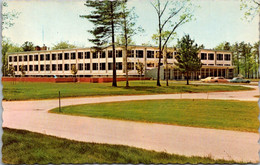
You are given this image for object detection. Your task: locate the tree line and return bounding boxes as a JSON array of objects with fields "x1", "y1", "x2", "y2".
[{"x1": 215, "y1": 41, "x2": 259, "y2": 79}]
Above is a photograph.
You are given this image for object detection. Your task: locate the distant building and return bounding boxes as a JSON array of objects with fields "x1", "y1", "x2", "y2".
[{"x1": 7, "y1": 45, "x2": 234, "y2": 79}]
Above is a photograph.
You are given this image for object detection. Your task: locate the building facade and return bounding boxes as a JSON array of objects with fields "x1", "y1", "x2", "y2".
[{"x1": 7, "y1": 45, "x2": 234, "y2": 79}]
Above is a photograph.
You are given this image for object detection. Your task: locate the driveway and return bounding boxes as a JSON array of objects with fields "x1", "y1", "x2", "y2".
[{"x1": 2, "y1": 85, "x2": 259, "y2": 163}]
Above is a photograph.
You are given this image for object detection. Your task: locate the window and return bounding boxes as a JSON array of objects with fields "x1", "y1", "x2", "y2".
[
  {"x1": 58, "y1": 64, "x2": 62, "y2": 71},
  {"x1": 46, "y1": 65, "x2": 50, "y2": 71},
  {"x1": 101, "y1": 51, "x2": 106, "y2": 58},
  {"x1": 100, "y1": 63, "x2": 106, "y2": 70},
  {"x1": 147, "y1": 51, "x2": 154, "y2": 58},
  {"x1": 108, "y1": 63, "x2": 113, "y2": 70},
  {"x1": 108, "y1": 50, "x2": 113, "y2": 58},
  {"x1": 224, "y1": 64, "x2": 230, "y2": 66},
  {"x1": 167, "y1": 52, "x2": 173, "y2": 59},
  {"x1": 40, "y1": 65, "x2": 44, "y2": 71},
  {"x1": 208, "y1": 53, "x2": 214, "y2": 60},
  {"x1": 201, "y1": 53, "x2": 207, "y2": 60},
  {"x1": 127, "y1": 50, "x2": 134, "y2": 57},
  {"x1": 147, "y1": 62, "x2": 154, "y2": 67},
  {"x1": 46, "y1": 54, "x2": 50, "y2": 60},
  {"x1": 14, "y1": 56, "x2": 17, "y2": 62},
  {"x1": 127, "y1": 62, "x2": 135, "y2": 70},
  {"x1": 224, "y1": 54, "x2": 230, "y2": 61},
  {"x1": 24, "y1": 55, "x2": 28, "y2": 61},
  {"x1": 19, "y1": 56, "x2": 23, "y2": 62},
  {"x1": 52, "y1": 54, "x2": 56, "y2": 60},
  {"x1": 116, "y1": 62, "x2": 122, "y2": 70},
  {"x1": 9, "y1": 56, "x2": 12, "y2": 62},
  {"x1": 217, "y1": 54, "x2": 223, "y2": 60},
  {"x1": 14, "y1": 65, "x2": 17, "y2": 71},
  {"x1": 40, "y1": 54, "x2": 44, "y2": 61},
  {"x1": 217, "y1": 64, "x2": 223, "y2": 66},
  {"x1": 24, "y1": 65, "x2": 28, "y2": 71},
  {"x1": 85, "y1": 52, "x2": 90, "y2": 59},
  {"x1": 34, "y1": 65, "x2": 38, "y2": 71},
  {"x1": 92, "y1": 63, "x2": 98, "y2": 70},
  {"x1": 85, "y1": 63, "x2": 90, "y2": 70},
  {"x1": 65, "y1": 53, "x2": 69, "y2": 60},
  {"x1": 29, "y1": 55, "x2": 33, "y2": 61},
  {"x1": 52, "y1": 64, "x2": 57, "y2": 71},
  {"x1": 71, "y1": 52, "x2": 76, "y2": 59},
  {"x1": 65, "y1": 64, "x2": 69, "y2": 71},
  {"x1": 29, "y1": 65, "x2": 33, "y2": 71},
  {"x1": 208, "y1": 64, "x2": 214, "y2": 66},
  {"x1": 58, "y1": 53, "x2": 63, "y2": 60},
  {"x1": 136, "y1": 50, "x2": 143, "y2": 58},
  {"x1": 78, "y1": 63, "x2": 83, "y2": 70},
  {"x1": 116, "y1": 50, "x2": 122, "y2": 57},
  {"x1": 34, "y1": 55, "x2": 38, "y2": 61},
  {"x1": 18, "y1": 65, "x2": 21, "y2": 71},
  {"x1": 92, "y1": 52, "x2": 98, "y2": 58},
  {"x1": 78, "y1": 52, "x2": 83, "y2": 59}
]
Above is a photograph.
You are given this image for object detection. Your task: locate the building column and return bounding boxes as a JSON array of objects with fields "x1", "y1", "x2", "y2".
[
  {"x1": 200, "y1": 69, "x2": 202, "y2": 79},
  {"x1": 209, "y1": 68, "x2": 211, "y2": 76}
]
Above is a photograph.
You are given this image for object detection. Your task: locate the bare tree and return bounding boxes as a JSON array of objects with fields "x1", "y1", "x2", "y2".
[{"x1": 151, "y1": 0, "x2": 195, "y2": 86}]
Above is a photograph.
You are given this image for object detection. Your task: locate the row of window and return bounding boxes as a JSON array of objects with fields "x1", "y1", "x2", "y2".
[
  {"x1": 9, "y1": 50, "x2": 178, "y2": 63},
  {"x1": 12, "y1": 62, "x2": 124, "y2": 72},
  {"x1": 201, "y1": 53, "x2": 231, "y2": 61}
]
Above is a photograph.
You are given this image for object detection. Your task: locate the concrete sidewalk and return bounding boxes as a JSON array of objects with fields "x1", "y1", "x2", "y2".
[{"x1": 2, "y1": 85, "x2": 259, "y2": 163}]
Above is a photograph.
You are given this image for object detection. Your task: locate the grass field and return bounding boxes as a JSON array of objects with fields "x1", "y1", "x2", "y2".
[
  {"x1": 3, "y1": 80, "x2": 252, "y2": 100},
  {"x1": 51, "y1": 99, "x2": 259, "y2": 132},
  {"x1": 2, "y1": 128, "x2": 239, "y2": 164}
]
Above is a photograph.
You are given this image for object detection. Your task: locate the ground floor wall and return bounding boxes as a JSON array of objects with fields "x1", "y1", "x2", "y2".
[
  {"x1": 145, "y1": 66, "x2": 234, "y2": 80},
  {"x1": 2, "y1": 77, "x2": 150, "y2": 83}
]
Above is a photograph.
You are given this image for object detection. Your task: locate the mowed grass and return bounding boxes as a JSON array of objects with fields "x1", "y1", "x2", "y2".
[
  {"x1": 3, "y1": 80, "x2": 252, "y2": 101},
  {"x1": 2, "y1": 128, "x2": 240, "y2": 164},
  {"x1": 51, "y1": 99, "x2": 259, "y2": 132}
]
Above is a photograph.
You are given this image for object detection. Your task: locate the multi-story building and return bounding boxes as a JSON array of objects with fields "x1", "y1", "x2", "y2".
[{"x1": 7, "y1": 45, "x2": 234, "y2": 79}]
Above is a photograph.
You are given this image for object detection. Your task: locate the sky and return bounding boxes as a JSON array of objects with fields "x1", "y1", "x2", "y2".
[{"x1": 2, "y1": 0, "x2": 259, "y2": 49}]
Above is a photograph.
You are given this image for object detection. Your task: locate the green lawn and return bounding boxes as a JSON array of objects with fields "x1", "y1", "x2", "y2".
[
  {"x1": 51, "y1": 99, "x2": 259, "y2": 132},
  {"x1": 3, "y1": 80, "x2": 252, "y2": 100},
  {"x1": 2, "y1": 128, "x2": 240, "y2": 164}
]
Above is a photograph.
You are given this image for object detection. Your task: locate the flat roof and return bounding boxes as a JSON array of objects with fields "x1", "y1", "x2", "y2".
[{"x1": 7, "y1": 45, "x2": 232, "y2": 55}]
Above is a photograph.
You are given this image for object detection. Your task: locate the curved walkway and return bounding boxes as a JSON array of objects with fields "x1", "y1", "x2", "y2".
[{"x1": 2, "y1": 85, "x2": 259, "y2": 163}]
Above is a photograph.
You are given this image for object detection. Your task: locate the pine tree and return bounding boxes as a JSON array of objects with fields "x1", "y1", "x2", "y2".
[
  {"x1": 81, "y1": 0, "x2": 125, "y2": 87},
  {"x1": 175, "y1": 35, "x2": 202, "y2": 85}
]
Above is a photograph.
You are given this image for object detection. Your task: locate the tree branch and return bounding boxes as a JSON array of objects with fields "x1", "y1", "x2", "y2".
[
  {"x1": 160, "y1": 1, "x2": 169, "y2": 17},
  {"x1": 162, "y1": 16, "x2": 187, "y2": 51},
  {"x1": 161, "y1": 5, "x2": 184, "y2": 30},
  {"x1": 252, "y1": 0, "x2": 260, "y2": 6}
]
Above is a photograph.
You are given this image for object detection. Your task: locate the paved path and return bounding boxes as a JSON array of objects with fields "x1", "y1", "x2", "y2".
[{"x1": 2, "y1": 85, "x2": 259, "y2": 163}]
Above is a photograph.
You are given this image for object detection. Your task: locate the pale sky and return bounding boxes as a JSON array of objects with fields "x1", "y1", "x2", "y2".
[{"x1": 2, "y1": 0, "x2": 259, "y2": 49}]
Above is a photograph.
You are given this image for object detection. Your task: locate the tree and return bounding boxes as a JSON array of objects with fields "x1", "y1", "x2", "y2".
[
  {"x1": 152, "y1": 30, "x2": 175, "y2": 86},
  {"x1": 21, "y1": 41, "x2": 35, "y2": 51},
  {"x1": 20, "y1": 64, "x2": 26, "y2": 77},
  {"x1": 119, "y1": 2, "x2": 144, "y2": 87},
  {"x1": 2, "y1": 39, "x2": 22, "y2": 76},
  {"x1": 215, "y1": 41, "x2": 231, "y2": 51},
  {"x1": 71, "y1": 64, "x2": 78, "y2": 82},
  {"x1": 135, "y1": 60, "x2": 144, "y2": 81},
  {"x1": 151, "y1": 0, "x2": 195, "y2": 86},
  {"x1": 81, "y1": 0, "x2": 125, "y2": 87},
  {"x1": 52, "y1": 41, "x2": 77, "y2": 50},
  {"x1": 175, "y1": 35, "x2": 202, "y2": 85},
  {"x1": 7, "y1": 64, "x2": 15, "y2": 77},
  {"x1": 240, "y1": 0, "x2": 260, "y2": 21},
  {"x1": 2, "y1": 1, "x2": 20, "y2": 30}
]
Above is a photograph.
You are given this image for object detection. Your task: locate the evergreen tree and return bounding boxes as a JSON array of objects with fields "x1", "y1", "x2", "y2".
[
  {"x1": 52, "y1": 41, "x2": 76, "y2": 50},
  {"x1": 81, "y1": 0, "x2": 124, "y2": 87},
  {"x1": 175, "y1": 35, "x2": 202, "y2": 85}
]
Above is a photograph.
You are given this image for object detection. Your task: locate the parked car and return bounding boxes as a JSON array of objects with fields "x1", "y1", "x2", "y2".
[
  {"x1": 228, "y1": 77, "x2": 250, "y2": 83},
  {"x1": 201, "y1": 77, "x2": 214, "y2": 82},
  {"x1": 213, "y1": 77, "x2": 228, "y2": 83}
]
